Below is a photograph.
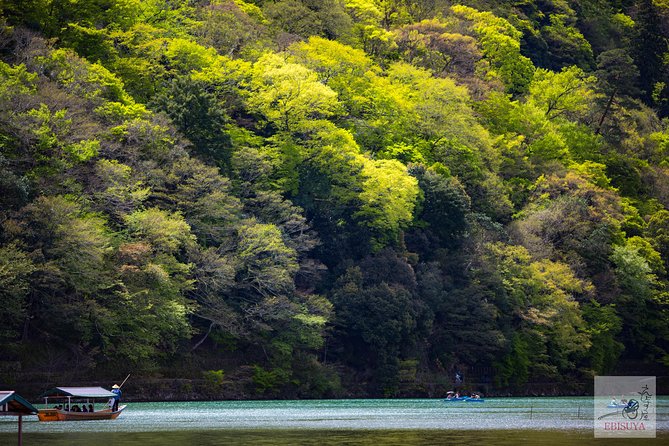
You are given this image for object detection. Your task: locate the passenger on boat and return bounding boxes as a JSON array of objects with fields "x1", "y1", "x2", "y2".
[
  {"x1": 82, "y1": 405, "x2": 88, "y2": 412},
  {"x1": 89, "y1": 404, "x2": 94, "y2": 412}
]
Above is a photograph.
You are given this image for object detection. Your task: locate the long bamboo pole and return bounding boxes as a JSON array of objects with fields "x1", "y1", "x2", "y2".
[{"x1": 119, "y1": 374, "x2": 131, "y2": 388}]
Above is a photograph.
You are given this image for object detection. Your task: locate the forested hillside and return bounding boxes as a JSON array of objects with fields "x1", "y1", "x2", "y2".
[{"x1": 0, "y1": 0, "x2": 668, "y2": 398}]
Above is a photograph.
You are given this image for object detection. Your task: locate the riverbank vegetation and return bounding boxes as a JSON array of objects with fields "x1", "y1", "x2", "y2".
[{"x1": 0, "y1": 0, "x2": 668, "y2": 398}]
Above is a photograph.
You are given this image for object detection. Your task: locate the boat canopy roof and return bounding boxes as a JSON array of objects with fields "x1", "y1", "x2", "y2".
[
  {"x1": 40, "y1": 387, "x2": 115, "y2": 398},
  {"x1": 0, "y1": 391, "x2": 38, "y2": 415}
]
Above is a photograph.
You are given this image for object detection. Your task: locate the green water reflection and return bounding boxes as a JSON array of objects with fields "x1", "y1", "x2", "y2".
[{"x1": 2, "y1": 429, "x2": 668, "y2": 446}]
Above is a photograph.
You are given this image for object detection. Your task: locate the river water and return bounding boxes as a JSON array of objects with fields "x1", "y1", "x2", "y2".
[{"x1": 1, "y1": 398, "x2": 668, "y2": 445}]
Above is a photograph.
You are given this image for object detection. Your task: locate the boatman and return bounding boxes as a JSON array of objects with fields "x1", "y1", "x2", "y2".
[{"x1": 111, "y1": 384, "x2": 122, "y2": 411}]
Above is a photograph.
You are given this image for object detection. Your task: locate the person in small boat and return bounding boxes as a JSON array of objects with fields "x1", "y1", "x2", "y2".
[
  {"x1": 89, "y1": 403, "x2": 94, "y2": 412},
  {"x1": 610, "y1": 397, "x2": 617, "y2": 406},
  {"x1": 111, "y1": 384, "x2": 122, "y2": 411},
  {"x1": 470, "y1": 393, "x2": 480, "y2": 399},
  {"x1": 81, "y1": 405, "x2": 88, "y2": 412},
  {"x1": 64, "y1": 404, "x2": 70, "y2": 411}
]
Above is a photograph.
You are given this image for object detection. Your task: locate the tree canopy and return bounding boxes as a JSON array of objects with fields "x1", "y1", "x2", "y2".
[{"x1": 0, "y1": 0, "x2": 668, "y2": 397}]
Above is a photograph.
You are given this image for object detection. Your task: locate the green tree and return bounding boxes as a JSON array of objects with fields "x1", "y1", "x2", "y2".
[
  {"x1": 248, "y1": 53, "x2": 340, "y2": 132},
  {"x1": 409, "y1": 165, "x2": 470, "y2": 248},
  {"x1": 355, "y1": 158, "x2": 419, "y2": 249},
  {"x1": 0, "y1": 244, "x2": 35, "y2": 344},
  {"x1": 482, "y1": 242, "x2": 592, "y2": 383},
  {"x1": 150, "y1": 76, "x2": 232, "y2": 167},
  {"x1": 594, "y1": 49, "x2": 640, "y2": 135},
  {"x1": 451, "y1": 5, "x2": 535, "y2": 94},
  {"x1": 528, "y1": 66, "x2": 598, "y2": 121},
  {"x1": 331, "y1": 265, "x2": 417, "y2": 395}
]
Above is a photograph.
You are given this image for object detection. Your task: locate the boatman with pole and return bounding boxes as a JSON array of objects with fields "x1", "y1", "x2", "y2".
[
  {"x1": 111, "y1": 385, "x2": 121, "y2": 411},
  {"x1": 111, "y1": 374, "x2": 130, "y2": 411}
]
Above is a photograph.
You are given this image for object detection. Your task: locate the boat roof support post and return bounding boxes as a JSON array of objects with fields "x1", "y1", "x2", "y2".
[{"x1": 18, "y1": 415, "x2": 23, "y2": 446}]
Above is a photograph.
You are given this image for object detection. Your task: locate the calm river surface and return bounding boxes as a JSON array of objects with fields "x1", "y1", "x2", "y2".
[{"x1": 1, "y1": 398, "x2": 668, "y2": 445}]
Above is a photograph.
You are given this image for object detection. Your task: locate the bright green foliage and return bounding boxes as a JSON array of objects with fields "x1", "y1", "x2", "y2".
[
  {"x1": 248, "y1": 53, "x2": 340, "y2": 132},
  {"x1": 125, "y1": 208, "x2": 196, "y2": 254},
  {"x1": 345, "y1": 0, "x2": 398, "y2": 56},
  {"x1": 0, "y1": 61, "x2": 37, "y2": 100},
  {"x1": 355, "y1": 158, "x2": 419, "y2": 247},
  {"x1": 289, "y1": 36, "x2": 375, "y2": 116},
  {"x1": 387, "y1": 62, "x2": 493, "y2": 152},
  {"x1": 376, "y1": 142, "x2": 425, "y2": 163},
  {"x1": 528, "y1": 66, "x2": 598, "y2": 120},
  {"x1": 39, "y1": 49, "x2": 132, "y2": 103}
]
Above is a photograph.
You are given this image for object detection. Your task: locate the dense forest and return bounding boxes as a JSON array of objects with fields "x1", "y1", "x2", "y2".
[{"x1": 0, "y1": 0, "x2": 668, "y2": 398}]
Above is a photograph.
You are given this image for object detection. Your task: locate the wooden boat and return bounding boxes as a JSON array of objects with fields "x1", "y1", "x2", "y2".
[
  {"x1": 37, "y1": 386, "x2": 126, "y2": 422},
  {"x1": 38, "y1": 405, "x2": 126, "y2": 421}
]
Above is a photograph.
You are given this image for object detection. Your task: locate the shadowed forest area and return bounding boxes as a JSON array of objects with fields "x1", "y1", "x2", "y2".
[{"x1": 0, "y1": 0, "x2": 668, "y2": 398}]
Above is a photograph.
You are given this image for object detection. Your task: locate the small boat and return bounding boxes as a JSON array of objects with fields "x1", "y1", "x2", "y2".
[
  {"x1": 443, "y1": 396, "x2": 485, "y2": 402},
  {"x1": 606, "y1": 403, "x2": 627, "y2": 409},
  {"x1": 443, "y1": 397, "x2": 467, "y2": 402},
  {"x1": 37, "y1": 387, "x2": 126, "y2": 422}
]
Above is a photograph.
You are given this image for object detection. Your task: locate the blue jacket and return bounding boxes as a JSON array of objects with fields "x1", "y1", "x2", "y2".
[{"x1": 112, "y1": 388, "x2": 122, "y2": 401}]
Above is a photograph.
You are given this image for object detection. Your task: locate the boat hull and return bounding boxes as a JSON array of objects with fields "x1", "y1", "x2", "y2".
[{"x1": 38, "y1": 405, "x2": 126, "y2": 421}]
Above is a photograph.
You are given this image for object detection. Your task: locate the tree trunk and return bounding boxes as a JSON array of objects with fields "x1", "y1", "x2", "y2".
[{"x1": 596, "y1": 88, "x2": 617, "y2": 135}]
